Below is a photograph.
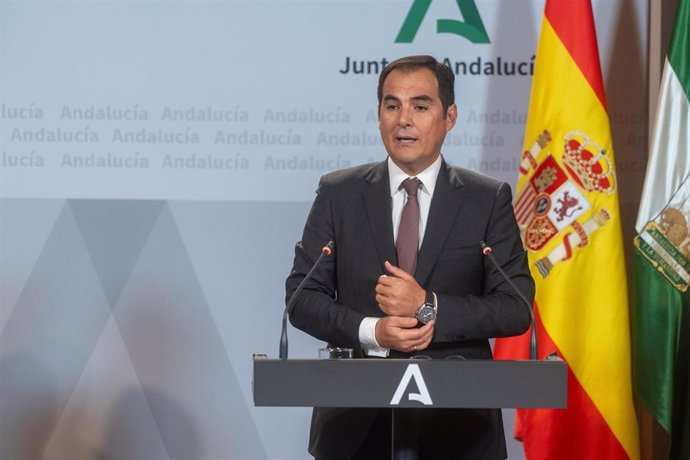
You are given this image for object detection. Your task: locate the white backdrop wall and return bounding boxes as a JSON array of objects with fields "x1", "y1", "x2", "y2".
[{"x1": 0, "y1": 1, "x2": 648, "y2": 459}]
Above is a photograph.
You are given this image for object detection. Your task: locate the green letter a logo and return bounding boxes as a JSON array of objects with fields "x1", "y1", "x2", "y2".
[{"x1": 396, "y1": 0, "x2": 490, "y2": 44}]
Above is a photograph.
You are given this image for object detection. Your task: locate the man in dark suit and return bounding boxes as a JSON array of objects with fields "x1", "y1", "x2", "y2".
[{"x1": 286, "y1": 55, "x2": 534, "y2": 460}]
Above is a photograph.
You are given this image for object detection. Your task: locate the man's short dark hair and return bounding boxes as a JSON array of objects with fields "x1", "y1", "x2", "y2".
[{"x1": 377, "y1": 55, "x2": 455, "y2": 114}]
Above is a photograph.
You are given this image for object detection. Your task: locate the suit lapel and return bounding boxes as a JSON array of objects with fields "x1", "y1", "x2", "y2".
[
  {"x1": 416, "y1": 161, "x2": 465, "y2": 284},
  {"x1": 363, "y1": 161, "x2": 397, "y2": 268}
]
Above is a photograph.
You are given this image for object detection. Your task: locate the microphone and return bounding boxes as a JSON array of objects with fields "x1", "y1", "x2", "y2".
[
  {"x1": 279, "y1": 241, "x2": 335, "y2": 359},
  {"x1": 480, "y1": 241, "x2": 538, "y2": 360}
]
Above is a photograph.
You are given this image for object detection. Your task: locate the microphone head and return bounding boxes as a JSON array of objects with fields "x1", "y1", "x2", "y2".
[
  {"x1": 322, "y1": 241, "x2": 335, "y2": 256},
  {"x1": 480, "y1": 241, "x2": 492, "y2": 256}
]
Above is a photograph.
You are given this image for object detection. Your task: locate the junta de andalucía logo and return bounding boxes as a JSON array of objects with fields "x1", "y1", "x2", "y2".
[{"x1": 396, "y1": 0, "x2": 490, "y2": 44}]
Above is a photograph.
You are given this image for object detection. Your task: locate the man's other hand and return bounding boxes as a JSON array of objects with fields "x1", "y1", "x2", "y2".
[
  {"x1": 375, "y1": 261, "x2": 426, "y2": 317},
  {"x1": 374, "y1": 316, "x2": 435, "y2": 353}
]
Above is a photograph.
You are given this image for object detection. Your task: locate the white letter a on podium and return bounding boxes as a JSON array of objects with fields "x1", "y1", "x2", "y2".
[{"x1": 390, "y1": 364, "x2": 433, "y2": 406}]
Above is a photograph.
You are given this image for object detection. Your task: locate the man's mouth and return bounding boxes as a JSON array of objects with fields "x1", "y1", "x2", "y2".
[{"x1": 396, "y1": 136, "x2": 417, "y2": 144}]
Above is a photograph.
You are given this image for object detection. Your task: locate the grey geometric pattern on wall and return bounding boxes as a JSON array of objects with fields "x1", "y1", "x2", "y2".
[{"x1": 0, "y1": 198, "x2": 320, "y2": 460}]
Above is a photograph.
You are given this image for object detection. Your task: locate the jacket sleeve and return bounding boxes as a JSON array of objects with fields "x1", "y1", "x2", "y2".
[
  {"x1": 284, "y1": 175, "x2": 365, "y2": 350},
  {"x1": 433, "y1": 182, "x2": 535, "y2": 342}
]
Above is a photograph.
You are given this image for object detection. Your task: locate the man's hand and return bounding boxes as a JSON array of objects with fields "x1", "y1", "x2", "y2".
[
  {"x1": 375, "y1": 316, "x2": 435, "y2": 353},
  {"x1": 375, "y1": 261, "x2": 426, "y2": 317}
]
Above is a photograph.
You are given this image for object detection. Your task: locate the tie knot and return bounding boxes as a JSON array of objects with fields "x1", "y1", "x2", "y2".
[{"x1": 401, "y1": 177, "x2": 421, "y2": 197}]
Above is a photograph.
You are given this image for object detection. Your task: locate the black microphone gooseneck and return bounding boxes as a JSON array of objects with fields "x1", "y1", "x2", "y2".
[
  {"x1": 480, "y1": 241, "x2": 538, "y2": 360},
  {"x1": 279, "y1": 241, "x2": 335, "y2": 360}
]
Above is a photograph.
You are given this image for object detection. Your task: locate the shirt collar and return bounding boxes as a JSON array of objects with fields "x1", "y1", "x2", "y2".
[{"x1": 387, "y1": 155, "x2": 442, "y2": 198}]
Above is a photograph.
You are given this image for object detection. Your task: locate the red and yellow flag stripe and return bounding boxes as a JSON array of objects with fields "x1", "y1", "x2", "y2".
[{"x1": 495, "y1": 1, "x2": 640, "y2": 459}]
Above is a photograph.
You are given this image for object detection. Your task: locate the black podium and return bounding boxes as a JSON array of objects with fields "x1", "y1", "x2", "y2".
[{"x1": 253, "y1": 356, "x2": 566, "y2": 459}]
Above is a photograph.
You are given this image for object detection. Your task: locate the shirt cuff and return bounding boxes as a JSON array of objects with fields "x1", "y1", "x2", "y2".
[{"x1": 358, "y1": 317, "x2": 389, "y2": 357}]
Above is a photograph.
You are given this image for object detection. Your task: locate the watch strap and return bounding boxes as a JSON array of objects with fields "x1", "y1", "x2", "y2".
[{"x1": 425, "y1": 289, "x2": 434, "y2": 306}]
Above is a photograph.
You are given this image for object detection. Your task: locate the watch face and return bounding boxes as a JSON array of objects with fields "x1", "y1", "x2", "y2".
[{"x1": 417, "y1": 305, "x2": 436, "y2": 324}]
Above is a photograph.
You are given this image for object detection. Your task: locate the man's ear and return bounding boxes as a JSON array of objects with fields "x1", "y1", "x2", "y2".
[{"x1": 446, "y1": 104, "x2": 458, "y2": 132}]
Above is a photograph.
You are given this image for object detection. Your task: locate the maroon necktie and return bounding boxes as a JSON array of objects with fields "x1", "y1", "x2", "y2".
[{"x1": 396, "y1": 177, "x2": 422, "y2": 274}]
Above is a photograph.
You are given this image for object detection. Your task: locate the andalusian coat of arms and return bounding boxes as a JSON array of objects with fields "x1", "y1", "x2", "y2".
[{"x1": 634, "y1": 178, "x2": 690, "y2": 292}]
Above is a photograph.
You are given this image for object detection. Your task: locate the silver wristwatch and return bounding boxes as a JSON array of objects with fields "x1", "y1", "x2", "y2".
[{"x1": 415, "y1": 290, "x2": 437, "y2": 324}]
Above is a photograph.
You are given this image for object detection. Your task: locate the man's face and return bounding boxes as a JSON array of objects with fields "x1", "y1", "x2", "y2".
[{"x1": 378, "y1": 68, "x2": 457, "y2": 176}]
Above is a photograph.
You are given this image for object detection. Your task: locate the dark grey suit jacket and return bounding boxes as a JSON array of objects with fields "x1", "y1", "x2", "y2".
[{"x1": 286, "y1": 159, "x2": 534, "y2": 459}]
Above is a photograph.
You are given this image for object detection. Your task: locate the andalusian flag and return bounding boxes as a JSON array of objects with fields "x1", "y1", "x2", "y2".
[
  {"x1": 494, "y1": 1, "x2": 639, "y2": 458},
  {"x1": 633, "y1": 0, "x2": 690, "y2": 458}
]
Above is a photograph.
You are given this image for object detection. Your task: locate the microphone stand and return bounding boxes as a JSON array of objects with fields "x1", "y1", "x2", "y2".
[
  {"x1": 279, "y1": 241, "x2": 334, "y2": 359},
  {"x1": 481, "y1": 241, "x2": 538, "y2": 360}
]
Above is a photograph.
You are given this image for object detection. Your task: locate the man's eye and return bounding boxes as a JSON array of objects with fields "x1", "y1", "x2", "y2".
[
  {"x1": 387, "y1": 105, "x2": 399, "y2": 110},
  {"x1": 415, "y1": 106, "x2": 428, "y2": 111}
]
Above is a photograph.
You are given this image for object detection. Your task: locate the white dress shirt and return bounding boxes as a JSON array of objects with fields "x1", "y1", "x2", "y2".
[{"x1": 358, "y1": 155, "x2": 443, "y2": 356}]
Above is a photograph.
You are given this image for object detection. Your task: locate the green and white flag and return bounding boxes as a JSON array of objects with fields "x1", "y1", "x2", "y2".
[{"x1": 633, "y1": 0, "x2": 690, "y2": 458}]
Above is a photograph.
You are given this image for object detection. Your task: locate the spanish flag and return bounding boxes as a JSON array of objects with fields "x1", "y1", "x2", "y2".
[{"x1": 493, "y1": 1, "x2": 640, "y2": 459}]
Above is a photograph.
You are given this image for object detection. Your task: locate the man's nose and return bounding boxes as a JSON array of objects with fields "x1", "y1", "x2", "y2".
[{"x1": 398, "y1": 105, "x2": 413, "y2": 127}]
